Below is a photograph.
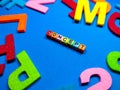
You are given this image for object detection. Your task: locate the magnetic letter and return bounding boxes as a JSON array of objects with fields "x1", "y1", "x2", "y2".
[
  {"x1": 108, "y1": 12, "x2": 120, "y2": 36},
  {"x1": 62, "y1": 0, "x2": 77, "y2": 18},
  {"x1": 0, "y1": 64, "x2": 5, "y2": 75},
  {"x1": 6, "y1": 0, "x2": 25, "y2": 9},
  {"x1": 80, "y1": 68, "x2": 112, "y2": 90},
  {"x1": 107, "y1": 51, "x2": 120, "y2": 73},
  {"x1": 74, "y1": 0, "x2": 108, "y2": 26},
  {"x1": 0, "y1": 0, "x2": 9, "y2": 6},
  {"x1": 8, "y1": 50, "x2": 41, "y2": 90},
  {"x1": 26, "y1": 0, "x2": 56, "y2": 13},
  {"x1": 0, "y1": 14, "x2": 27, "y2": 32},
  {"x1": 0, "y1": 34, "x2": 15, "y2": 62}
]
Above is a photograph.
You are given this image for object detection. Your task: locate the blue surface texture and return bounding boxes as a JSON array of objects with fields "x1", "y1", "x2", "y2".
[{"x1": 0, "y1": 0, "x2": 120, "y2": 90}]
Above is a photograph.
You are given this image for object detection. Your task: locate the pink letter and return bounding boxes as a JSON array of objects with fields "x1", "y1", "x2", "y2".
[{"x1": 26, "y1": 0, "x2": 56, "y2": 14}]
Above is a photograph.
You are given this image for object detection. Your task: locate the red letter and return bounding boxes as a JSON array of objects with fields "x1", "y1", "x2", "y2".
[
  {"x1": 0, "y1": 34, "x2": 15, "y2": 62},
  {"x1": 0, "y1": 64, "x2": 5, "y2": 75},
  {"x1": 108, "y1": 12, "x2": 120, "y2": 36},
  {"x1": 62, "y1": 0, "x2": 77, "y2": 18}
]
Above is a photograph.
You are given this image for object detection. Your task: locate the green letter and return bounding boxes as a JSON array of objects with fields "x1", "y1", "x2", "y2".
[{"x1": 8, "y1": 50, "x2": 41, "y2": 90}]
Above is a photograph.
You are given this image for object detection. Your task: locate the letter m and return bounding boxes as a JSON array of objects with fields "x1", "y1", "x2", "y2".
[{"x1": 74, "y1": 0, "x2": 108, "y2": 26}]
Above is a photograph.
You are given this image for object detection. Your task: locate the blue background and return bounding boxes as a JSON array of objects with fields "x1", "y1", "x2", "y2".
[{"x1": 0, "y1": 0, "x2": 120, "y2": 90}]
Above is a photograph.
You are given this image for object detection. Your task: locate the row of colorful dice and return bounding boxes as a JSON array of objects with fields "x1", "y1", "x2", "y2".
[{"x1": 46, "y1": 30, "x2": 86, "y2": 53}]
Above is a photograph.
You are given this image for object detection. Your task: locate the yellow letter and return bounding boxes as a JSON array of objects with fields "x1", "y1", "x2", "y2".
[{"x1": 74, "y1": 0, "x2": 108, "y2": 26}]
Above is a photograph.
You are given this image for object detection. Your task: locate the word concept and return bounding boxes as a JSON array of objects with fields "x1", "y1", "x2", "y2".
[
  {"x1": 62, "y1": 0, "x2": 120, "y2": 37},
  {"x1": 0, "y1": 0, "x2": 56, "y2": 13},
  {"x1": 46, "y1": 30, "x2": 86, "y2": 53}
]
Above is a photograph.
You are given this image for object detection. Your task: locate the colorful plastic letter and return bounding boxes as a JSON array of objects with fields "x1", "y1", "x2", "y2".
[
  {"x1": 46, "y1": 30, "x2": 53, "y2": 37},
  {"x1": 57, "y1": 34, "x2": 63, "y2": 42},
  {"x1": 72, "y1": 41, "x2": 80, "y2": 49},
  {"x1": 62, "y1": 0, "x2": 77, "y2": 18},
  {"x1": 80, "y1": 68, "x2": 112, "y2": 90},
  {"x1": 68, "y1": 39, "x2": 74, "y2": 46},
  {"x1": 108, "y1": 12, "x2": 120, "y2": 36},
  {"x1": 0, "y1": 64, "x2": 5, "y2": 75},
  {"x1": 6, "y1": 0, "x2": 25, "y2": 9},
  {"x1": 0, "y1": 34, "x2": 15, "y2": 62},
  {"x1": 78, "y1": 44, "x2": 86, "y2": 52},
  {"x1": 91, "y1": 0, "x2": 111, "y2": 13},
  {"x1": 0, "y1": 0, "x2": 9, "y2": 6},
  {"x1": 0, "y1": 14, "x2": 27, "y2": 32},
  {"x1": 74, "y1": 0, "x2": 107, "y2": 26},
  {"x1": 62, "y1": 0, "x2": 110, "y2": 19},
  {"x1": 26, "y1": 0, "x2": 56, "y2": 13},
  {"x1": 8, "y1": 50, "x2": 41, "y2": 90},
  {"x1": 51, "y1": 32, "x2": 59, "y2": 40},
  {"x1": 62, "y1": 37, "x2": 69, "y2": 44},
  {"x1": 107, "y1": 51, "x2": 120, "y2": 73}
]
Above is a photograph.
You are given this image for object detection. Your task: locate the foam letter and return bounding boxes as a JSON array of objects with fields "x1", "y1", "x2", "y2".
[
  {"x1": 80, "y1": 68, "x2": 112, "y2": 90},
  {"x1": 0, "y1": 64, "x2": 5, "y2": 75},
  {"x1": 0, "y1": 14, "x2": 27, "y2": 32},
  {"x1": 0, "y1": 0, "x2": 9, "y2": 6},
  {"x1": 26, "y1": 0, "x2": 56, "y2": 14},
  {"x1": 6, "y1": 0, "x2": 25, "y2": 9},
  {"x1": 0, "y1": 34, "x2": 15, "y2": 62},
  {"x1": 62, "y1": 0, "x2": 77, "y2": 18},
  {"x1": 107, "y1": 51, "x2": 120, "y2": 72},
  {"x1": 8, "y1": 50, "x2": 41, "y2": 90},
  {"x1": 74, "y1": 0, "x2": 107, "y2": 26},
  {"x1": 108, "y1": 12, "x2": 120, "y2": 36},
  {"x1": 91, "y1": 0, "x2": 111, "y2": 13}
]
